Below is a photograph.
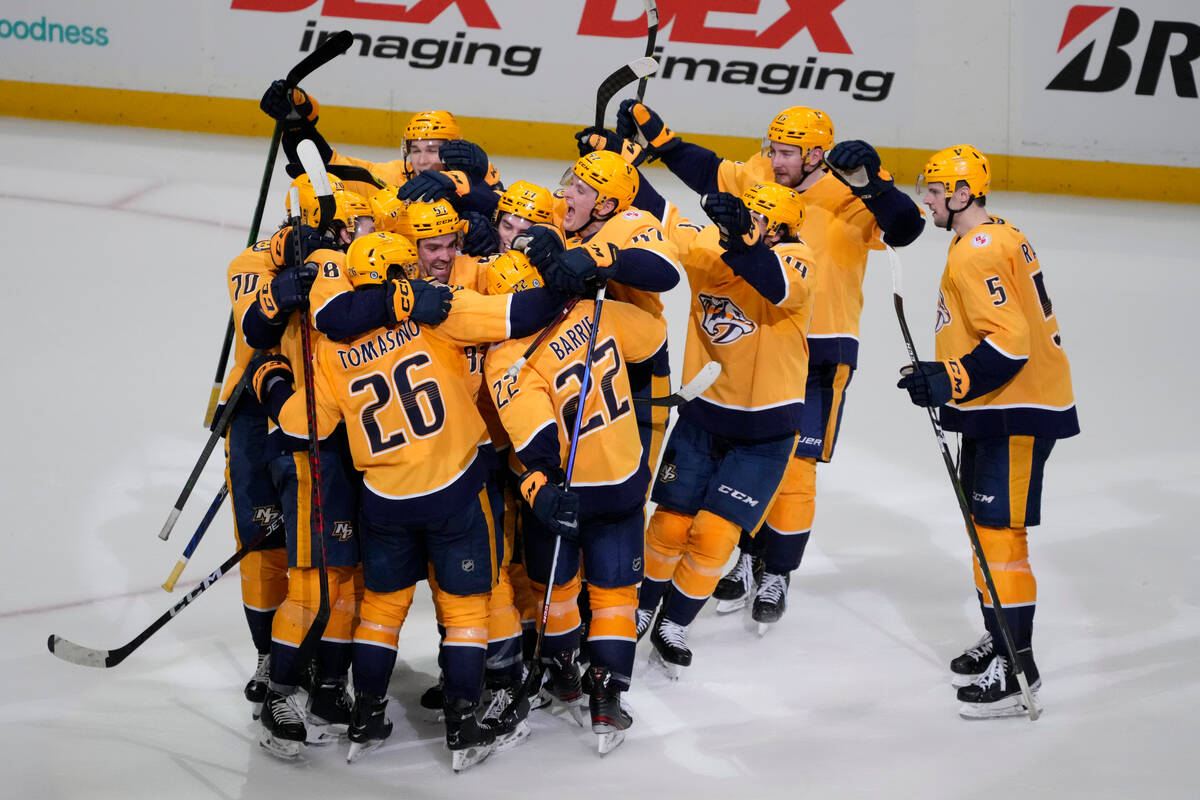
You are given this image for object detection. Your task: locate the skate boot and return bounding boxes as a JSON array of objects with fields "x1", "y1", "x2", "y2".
[
  {"x1": 420, "y1": 674, "x2": 445, "y2": 723},
  {"x1": 950, "y1": 632, "x2": 995, "y2": 687},
  {"x1": 957, "y1": 651, "x2": 1042, "y2": 719},
  {"x1": 346, "y1": 692, "x2": 392, "y2": 763},
  {"x1": 635, "y1": 608, "x2": 654, "y2": 641},
  {"x1": 539, "y1": 648, "x2": 585, "y2": 725},
  {"x1": 649, "y1": 612, "x2": 692, "y2": 680},
  {"x1": 306, "y1": 680, "x2": 353, "y2": 744},
  {"x1": 244, "y1": 652, "x2": 270, "y2": 720},
  {"x1": 258, "y1": 688, "x2": 307, "y2": 760},
  {"x1": 586, "y1": 666, "x2": 632, "y2": 756},
  {"x1": 480, "y1": 676, "x2": 531, "y2": 753},
  {"x1": 444, "y1": 697, "x2": 495, "y2": 772},
  {"x1": 751, "y1": 571, "x2": 790, "y2": 634},
  {"x1": 713, "y1": 551, "x2": 761, "y2": 614}
]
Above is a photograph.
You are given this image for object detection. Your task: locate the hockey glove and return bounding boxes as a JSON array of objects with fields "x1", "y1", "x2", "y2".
[
  {"x1": 386, "y1": 277, "x2": 453, "y2": 327},
  {"x1": 896, "y1": 359, "x2": 970, "y2": 407},
  {"x1": 574, "y1": 126, "x2": 645, "y2": 165},
  {"x1": 439, "y1": 139, "x2": 490, "y2": 183},
  {"x1": 260, "y1": 80, "x2": 319, "y2": 124},
  {"x1": 701, "y1": 193, "x2": 761, "y2": 253},
  {"x1": 247, "y1": 353, "x2": 294, "y2": 406},
  {"x1": 824, "y1": 140, "x2": 895, "y2": 200},
  {"x1": 462, "y1": 211, "x2": 501, "y2": 257},
  {"x1": 544, "y1": 243, "x2": 619, "y2": 295},
  {"x1": 395, "y1": 169, "x2": 462, "y2": 204},
  {"x1": 257, "y1": 263, "x2": 317, "y2": 321},
  {"x1": 521, "y1": 224, "x2": 567, "y2": 269},
  {"x1": 520, "y1": 469, "x2": 580, "y2": 542},
  {"x1": 616, "y1": 99, "x2": 678, "y2": 154}
]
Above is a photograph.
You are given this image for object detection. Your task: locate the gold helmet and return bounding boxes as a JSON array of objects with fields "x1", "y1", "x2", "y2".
[
  {"x1": 346, "y1": 232, "x2": 420, "y2": 286},
  {"x1": 403, "y1": 110, "x2": 461, "y2": 143},
  {"x1": 764, "y1": 106, "x2": 834, "y2": 155},
  {"x1": 369, "y1": 185, "x2": 406, "y2": 233},
  {"x1": 568, "y1": 151, "x2": 639, "y2": 216},
  {"x1": 742, "y1": 183, "x2": 805, "y2": 240},
  {"x1": 919, "y1": 144, "x2": 991, "y2": 198},
  {"x1": 403, "y1": 199, "x2": 467, "y2": 242},
  {"x1": 484, "y1": 249, "x2": 544, "y2": 296},
  {"x1": 496, "y1": 180, "x2": 555, "y2": 225},
  {"x1": 285, "y1": 173, "x2": 348, "y2": 228}
]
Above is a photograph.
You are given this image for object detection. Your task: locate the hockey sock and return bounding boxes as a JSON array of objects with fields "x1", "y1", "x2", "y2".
[
  {"x1": 352, "y1": 585, "x2": 416, "y2": 697},
  {"x1": 760, "y1": 526, "x2": 811, "y2": 574},
  {"x1": 974, "y1": 524, "x2": 1037, "y2": 654},
  {"x1": 587, "y1": 585, "x2": 637, "y2": 690},
  {"x1": 531, "y1": 573, "x2": 583, "y2": 658},
  {"x1": 486, "y1": 568, "x2": 522, "y2": 680},
  {"x1": 241, "y1": 548, "x2": 288, "y2": 653},
  {"x1": 437, "y1": 589, "x2": 490, "y2": 704},
  {"x1": 637, "y1": 577, "x2": 670, "y2": 613}
]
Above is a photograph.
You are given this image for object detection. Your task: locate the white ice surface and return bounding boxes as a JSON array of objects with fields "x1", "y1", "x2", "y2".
[{"x1": 1, "y1": 119, "x2": 1198, "y2": 799}]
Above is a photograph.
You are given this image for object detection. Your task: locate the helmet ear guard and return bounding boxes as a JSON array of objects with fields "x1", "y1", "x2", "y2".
[
  {"x1": 919, "y1": 144, "x2": 991, "y2": 227},
  {"x1": 741, "y1": 182, "x2": 805, "y2": 241},
  {"x1": 484, "y1": 249, "x2": 545, "y2": 296},
  {"x1": 346, "y1": 232, "x2": 420, "y2": 288}
]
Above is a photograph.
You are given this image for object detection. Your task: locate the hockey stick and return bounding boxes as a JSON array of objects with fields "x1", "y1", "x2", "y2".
[
  {"x1": 290, "y1": 142, "x2": 333, "y2": 664},
  {"x1": 159, "y1": 370, "x2": 252, "y2": 541},
  {"x1": 505, "y1": 298, "x2": 581, "y2": 379},
  {"x1": 162, "y1": 483, "x2": 228, "y2": 591},
  {"x1": 888, "y1": 247, "x2": 1039, "y2": 721},
  {"x1": 504, "y1": 286, "x2": 608, "y2": 720},
  {"x1": 595, "y1": 56, "x2": 658, "y2": 128},
  {"x1": 49, "y1": 524, "x2": 275, "y2": 668},
  {"x1": 285, "y1": 161, "x2": 387, "y2": 190},
  {"x1": 636, "y1": 1, "x2": 659, "y2": 102},
  {"x1": 633, "y1": 360, "x2": 720, "y2": 407},
  {"x1": 203, "y1": 30, "x2": 355, "y2": 428}
]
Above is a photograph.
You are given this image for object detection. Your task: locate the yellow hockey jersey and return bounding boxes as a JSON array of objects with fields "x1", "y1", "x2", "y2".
[
  {"x1": 935, "y1": 217, "x2": 1079, "y2": 439},
  {"x1": 668, "y1": 222, "x2": 815, "y2": 441},
  {"x1": 484, "y1": 299, "x2": 666, "y2": 514},
  {"x1": 218, "y1": 239, "x2": 279, "y2": 408}
]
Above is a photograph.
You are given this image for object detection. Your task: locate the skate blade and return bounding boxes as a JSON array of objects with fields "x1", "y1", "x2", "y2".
[
  {"x1": 346, "y1": 737, "x2": 387, "y2": 764},
  {"x1": 258, "y1": 730, "x2": 304, "y2": 761},
  {"x1": 958, "y1": 694, "x2": 1043, "y2": 720},
  {"x1": 714, "y1": 596, "x2": 748, "y2": 614},
  {"x1": 537, "y1": 690, "x2": 586, "y2": 727},
  {"x1": 421, "y1": 707, "x2": 446, "y2": 724},
  {"x1": 755, "y1": 621, "x2": 770, "y2": 637},
  {"x1": 451, "y1": 742, "x2": 493, "y2": 772},
  {"x1": 596, "y1": 729, "x2": 626, "y2": 756},
  {"x1": 250, "y1": 702, "x2": 264, "y2": 721},
  {"x1": 306, "y1": 722, "x2": 347, "y2": 745},
  {"x1": 649, "y1": 648, "x2": 684, "y2": 681},
  {"x1": 491, "y1": 720, "x2": 531, "y2": 753}
]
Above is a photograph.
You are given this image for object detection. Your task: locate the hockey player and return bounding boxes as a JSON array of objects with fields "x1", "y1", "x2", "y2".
[
  {"x1": 898, "y1": 145, "x2": 1078, "y2": 718},
  {"x1": 494, "y1": 180, "x2": 558, "y2": 253},
  {"x1": 259, "y1": 81, "x2": 503, "y2": 218},
  {"x1": 240, "y1": 177, "x2": 378, "y2": 759},
  {"x1": 249, "y1": 232, "x2": 567, "y2": 770},
  {"x1": 484, "y1": 250, "x2": 667, "y2": 753},
  {"x1": 618, "y1": 101, "x2": 924, "y2": 625},
  {"x1": 637, "y1": 183, "x2": 815, "y2": 676}
]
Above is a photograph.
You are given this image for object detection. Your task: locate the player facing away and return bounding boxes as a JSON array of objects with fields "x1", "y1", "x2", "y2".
[
  {"x1": 898, "y1": 145, "x2": 1079, "y2": 718},
  {"x1": 484, "y1": 250, "x2": 667, "y2": 754},
  {"x1": 637, "y1": 184, "x2": 815, "y2": 677},
  {"x1": 618, "y1": 101, "x2": 924, "y2": 627}
]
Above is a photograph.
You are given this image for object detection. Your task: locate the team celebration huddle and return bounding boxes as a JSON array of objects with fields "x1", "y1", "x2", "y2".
[{"x1": 51, "y1": 30, "x2": 1079, "y2": 773}]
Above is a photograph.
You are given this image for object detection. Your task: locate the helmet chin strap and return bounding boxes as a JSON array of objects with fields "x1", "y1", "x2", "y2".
[{"x1": 941, "y1": 194, "x2": 978, "y2": 231}]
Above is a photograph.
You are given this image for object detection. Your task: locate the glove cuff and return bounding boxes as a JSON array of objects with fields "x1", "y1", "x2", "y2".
[
  {"x1": 388, "y1": 278, "x2": 416, "y2": 325},
  {"x1": 943, "y1": 358, "x2": 971, "y2": 400},
  {"x1": 269, "y1": 228, "x2": 291, "y2": 268},
  {"x1": 256, "y1": 281, "x2": 284, "y2": 321},
  {"x1": 519, "y1": 469, "x2": 548, "y2": 506}
]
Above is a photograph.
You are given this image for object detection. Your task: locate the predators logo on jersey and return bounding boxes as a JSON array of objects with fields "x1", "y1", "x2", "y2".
[
  {"x1": 935, "y1": 290, "x2": 952, "y2": 333},
  {"x1": 699, "y1": 293, "x2": 757, "y2": 345},
  {"x1": 331, "y1": 521, "x2": 355, "y2": 542}
]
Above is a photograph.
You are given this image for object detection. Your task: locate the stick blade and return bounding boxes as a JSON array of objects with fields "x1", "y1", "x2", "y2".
[
  {"x1": 286, "y1": 29, "x2": 353, "y2": 86},
  {"x1": 47, "y1": 634, "x2": 113, "y2": 668},
  {"x1": 679, "y1": 361, "x2": 721, "y2": 402}
]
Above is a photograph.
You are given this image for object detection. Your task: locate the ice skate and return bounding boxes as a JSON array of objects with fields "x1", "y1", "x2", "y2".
[
  {"x1": 445, "y1": 697, "x2": 495, "y2": 772},
  {"x1": 751, "y1": 572, "x2": 790, "y2": 635},
  {"x1": 345, "y1": 692, "x2": 391, "y2": 763},
  {"x1": 649, "y1": 612, "x2": 691, "y2": 680},
  {"x1": 539, "y1": 648, "x2": 586, "y2": 726},
  {"x1": 635, "y1": 608, "x2": 654, "y2": 641},
  {"x1": 244, "y1": 652, "x2": 270, "y2": 720},
  {"x1": 713, "y1": 552, "x2": 761, "y2": 614},
  {"x1": 258, "y1": 689, "x2": 307, "y2": 760},
  {"x1": 587, "y1": 666, "x2": 632, "y2": 756},
  {"x1": 950, "y1": 632, "x2": 995, "y2": 687},
  {"x1": 420, "y1": 675, "x2": 446, "y2": 723},
  {"x1": 306, "y1": 680, "x2": 353, "y2": 744},
  {"x1": 957, "y1": 652, "x2": 1042, "y2": 719},
  {"x1": 480, "y1": 678, "x2": 531, "y2": 753}
]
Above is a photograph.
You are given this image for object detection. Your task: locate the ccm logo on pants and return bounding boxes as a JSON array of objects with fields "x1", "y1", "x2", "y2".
[{"x1": 718, "y1": 485, "x2": 759, "y2": 507}]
